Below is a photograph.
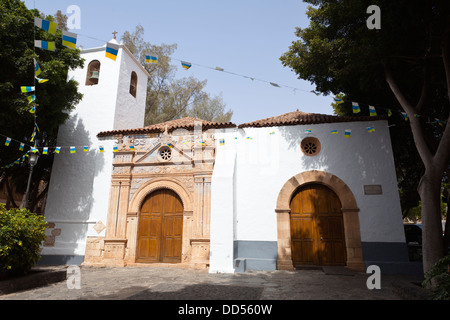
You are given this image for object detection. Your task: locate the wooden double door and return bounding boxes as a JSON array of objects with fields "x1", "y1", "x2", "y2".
[
  {"x1": 290, "y1": 184, "x2": 346, "y2": 267},
  {"x1": 136, "y1": 189, "x2": 184, "y2": 263}
]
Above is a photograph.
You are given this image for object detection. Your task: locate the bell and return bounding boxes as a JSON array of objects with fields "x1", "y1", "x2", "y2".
[{"x1": 90, "y1": 71, "x2": 99, "y2": 80}]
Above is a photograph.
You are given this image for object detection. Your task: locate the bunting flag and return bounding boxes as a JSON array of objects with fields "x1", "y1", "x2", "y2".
[
  {"x1": 30, "y1": 127, "x2": 37, "y2": 142},
  {"x1": 344, "y1": 129, "x2": 352, "y2": 138},
  {"x1": 83, "y1": 146, "x2": 89, "y2": 152},
  {"x1": 62, "y1": 30, "x2": 77, "y2": 49},
  {"x1": 99, "y1": 146, "x2": 105, "y2": 153},
  {"x1": 34, "y1": 58, "x2": 41, "y2": 77},
  {"x1": 55, "y1": 147, "x2": 61, "y2": 154},
  {"x1": 21, "y1": 86, "x2": 35, "y2": 93},
  {"x1": 369, "y1": 106, "x2": 377, "y2": 116},
  {"x1": 113, "y1": 146, "x2": 118, "y2": 152},
  {"x1": 215, "y1": 67, "x2": 224, "y2": 71},
  {"x1": 27, "y1": 95, "x2": 36, "y2": 104},
  {"x1": 220, "y1": 139, "x2": 225, "y2": 146},
  {"x1": 31, "y1": 146, "x2": 37, "y2": 153},
  {"x1": 401, "y1": 112, "x2": 409, "y2": 121},
  {"x1": 334, "y1": 97, "x2": 344, "y2": 104},
  {"x1": 246, "y1": 137, "x2": 253, "y2": 140},
  {"x1": 130, "y1": 145, "x2": 135, "y2": 151},
  {"x1": 35, "y1": 40, "x2": 56, "y2": 52},
  {"x1": 145, "y1": 55, "x2": 158, "y2": 63},
  {"x1": 5, "y1": 137, "x2": 11, "y2": 147},
  {"x1": 331, "y1": 130, "x2": 339, "y2": 134},
  {"x1": 311, "y1": 90, "x2": 321, "y2": 96},
  {"x1": 269, "y1": 131, "x2": 276, "y2": 135},
  {"x1": 352, "y1": 102, "x2": 361, "y2": 114},
  {"x1": 270, "y1": 83, "x2": 280, "y2": 88},
  {"x1": 43, "y1": 147, "x2": 48, "y2": 155},
  {"x1": 34, "y1": 17, "x2": 57, "y2": 35},
  {"x1": 181, "y1": 61, "x2": 192, "y2": 70},
  {"x1": 387, "y1": 109, "x2": 392, "y2": 117},
  {"x1": 367, "y1": 126, "x2": 375, "y2": 133},
  {"x1": 70, "y1": 146, "x2": 76, "y2": 154},
  {"x1": 19, "y1": 143, "x2": 25, "y2": 151},
  {"x1": 36, "y1": 77, "x2": 49, "y2": 84},
  {"x1": 105, "y1": 42, "x2": 120, "y2": 61},
  {"x1": 436, "y1": 118, "x2": 445, "y2": 127},
  {"x1": 29, "y1": 106, "x2": 36, "y2": 114},
  {"x1": 305, "y1": 129, "x2": 312, "y2": 133}
]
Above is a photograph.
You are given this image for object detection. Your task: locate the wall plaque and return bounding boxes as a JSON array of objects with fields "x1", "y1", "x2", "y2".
[{"x1": 364, "y1": 185, "x2": 383, "y2": 195}]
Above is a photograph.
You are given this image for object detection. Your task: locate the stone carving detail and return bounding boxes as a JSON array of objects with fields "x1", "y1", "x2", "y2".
[{"x1": 93, "y1": 221, "x2": 107, "y2": 234}]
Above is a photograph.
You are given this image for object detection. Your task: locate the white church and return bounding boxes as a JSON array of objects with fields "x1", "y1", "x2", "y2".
[{"x1": 40, "y1": 39, "x2": 417, "y2": 275}]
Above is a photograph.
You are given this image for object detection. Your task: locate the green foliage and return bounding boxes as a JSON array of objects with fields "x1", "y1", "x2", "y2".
[
  {"x1": 0, "y1": 0, "x2": 84, "y2": 207},
  {"x1": 0, "y1": 204, "x2": 47, "y2": 275},
  {"x1": 422, "y1": 255, "x2": 450, "y2": 300}
]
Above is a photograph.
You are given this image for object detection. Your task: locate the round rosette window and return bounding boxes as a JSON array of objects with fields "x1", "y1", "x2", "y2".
[
  {"x1": 158, "y1": 146, "x2": 173, "y2": 161},
  {"x1": 300, "y1": 137, "x2": 321, "y2": 156}
]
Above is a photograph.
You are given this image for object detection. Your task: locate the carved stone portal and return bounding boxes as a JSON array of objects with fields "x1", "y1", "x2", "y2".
[{"x1": 83, "y1": 130, "x2": 215, "y2": 269}]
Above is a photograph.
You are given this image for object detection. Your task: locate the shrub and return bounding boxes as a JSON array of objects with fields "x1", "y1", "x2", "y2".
[
  {"x1": 422, "y1": 255, "x2": 450, "y2": 300},
  {"x1": 0, "y1": 204, "x2": 47, "y2": 276}
]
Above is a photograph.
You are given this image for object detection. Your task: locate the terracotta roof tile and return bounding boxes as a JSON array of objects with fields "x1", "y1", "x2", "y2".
[
  {"x1": 97, "y1": 117, "x2": 236, "y2": 137},
  {"x1": 238, "y1": 111, "x2": 387, "y2": 128}
]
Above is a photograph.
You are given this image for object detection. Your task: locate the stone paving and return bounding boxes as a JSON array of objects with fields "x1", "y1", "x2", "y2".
[{"x1": 0, "y1": 265, "x2": 428, "y2": 300}]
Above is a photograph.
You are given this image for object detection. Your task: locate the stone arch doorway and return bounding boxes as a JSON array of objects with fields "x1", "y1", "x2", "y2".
[
  {"x1": 276, "y1": 171, "x2": 365, "y2": 271},
  {"x1": 136, "y1": 189, "x2": 184, "y2": 263},
  {"x1": 125, "y1": 178, "x2": 194, "y2": 265},
  {"x1": 290, "y1": 184, "x2": 346, "y2": 267}
]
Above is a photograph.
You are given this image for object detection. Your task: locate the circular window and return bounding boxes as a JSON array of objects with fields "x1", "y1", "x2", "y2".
[
  {"x1": 158, "y1": 146, "x2": 173, "y2": 161},
  {"x1": 301, "y1": 137, "x2": 321, "y2": 156}
]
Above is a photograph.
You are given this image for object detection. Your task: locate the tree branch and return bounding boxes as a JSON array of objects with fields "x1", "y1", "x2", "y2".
[
  {"x1": 384, "y1": 65, "x2": 434, "y2": 166},
  {"x1": 432, "y1": 29, "x2": 450, "y2": 176}
]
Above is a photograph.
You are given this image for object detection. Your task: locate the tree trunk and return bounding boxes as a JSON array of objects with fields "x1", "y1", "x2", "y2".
[{"x1": 419, "y1": 173, "x2": 445, "y2": 273}]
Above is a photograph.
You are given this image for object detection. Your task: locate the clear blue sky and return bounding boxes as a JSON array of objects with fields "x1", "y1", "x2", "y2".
[{"x1": 24, "y1": 0, "x2": 335, "y2": 125}]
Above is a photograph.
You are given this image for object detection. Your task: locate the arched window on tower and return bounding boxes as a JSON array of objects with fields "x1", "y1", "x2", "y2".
[
  {"x1": 130, "y1": 71, "x2": 137, "y2": 98},
  {"x1": 86, "y1": 60, "x2": 101, "y2": 86}
]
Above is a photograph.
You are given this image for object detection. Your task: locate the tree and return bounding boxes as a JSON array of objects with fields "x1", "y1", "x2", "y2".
[
  {"x1": 280, "y1": 0, "x2": 450, "y2": 273},
  {"x1": 121, "y1": 25, "x2": 233, "y2": 125},
  {"x1": 0, "y1": 0, "x2": 84, "y2": 211}
]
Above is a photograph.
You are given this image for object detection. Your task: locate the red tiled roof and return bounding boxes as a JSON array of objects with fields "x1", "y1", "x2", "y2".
[
  {"x1": 97, "y1": 117, "x2": 236, "y2": 137},
  {"x1": 238, "y1": 111, "x2": 387, "y2": 128}
]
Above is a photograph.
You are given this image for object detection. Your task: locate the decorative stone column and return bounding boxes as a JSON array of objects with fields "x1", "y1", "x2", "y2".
[
  {"x1": 103, "y1": 176, "x2": 131, "y2": 266},
  {"x1": 190, "y1": 175, "x2": 212, "y2": 268},
  {"x1": 275, "y1": 209, "x2": 295, "y2": 270}
]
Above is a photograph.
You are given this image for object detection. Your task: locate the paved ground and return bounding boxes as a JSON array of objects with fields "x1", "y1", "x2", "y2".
[{"x1": 0, "y1": 265, "x2": 428, "y2": 301}]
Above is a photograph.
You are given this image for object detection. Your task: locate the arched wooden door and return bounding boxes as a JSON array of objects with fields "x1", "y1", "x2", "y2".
[
  {"x1": 290, "y1": 184, "x2": 346, "y2": 267},
  {"x1": 136, "y1": 189, "x2": 184, "y2": 263}
]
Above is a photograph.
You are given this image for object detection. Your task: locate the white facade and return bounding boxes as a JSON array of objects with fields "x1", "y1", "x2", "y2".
[
  {"x1": 210, "y1": 120, "x2": 409, "y2": 274},
  {"x1": 42, "y1": 41, "x2": 149, "y2": 264}
]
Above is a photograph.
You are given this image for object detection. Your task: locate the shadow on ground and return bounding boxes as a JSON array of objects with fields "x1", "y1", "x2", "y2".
[{"x1": 81, "y1": 284, "x2": 264, "y2": 300}]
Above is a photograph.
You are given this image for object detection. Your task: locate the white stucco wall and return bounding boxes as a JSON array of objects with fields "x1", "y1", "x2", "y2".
[
  {"x1": 113, "y1": 46, "x2": 148, "y2": 130},
  {"x1": 209, "y1": 120, "x2": 405, "y2": 272},
  {"x1": 43, "y1": 44, "x2": 147, "y2": 259}
]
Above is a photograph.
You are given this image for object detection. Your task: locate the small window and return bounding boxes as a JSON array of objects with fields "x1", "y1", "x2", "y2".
[
  {"x1": 130, "y1": 71, "x2": 138, "y2": 97},
  {"x1": 158, "y1": 146, "x2": 172, "y2": 162},
  {"x1": 301, "y1": 137, "x2": 321, "y2": 156},
  {"x1": 86, "y1": 60, "x2": 101, "y2": 86}
]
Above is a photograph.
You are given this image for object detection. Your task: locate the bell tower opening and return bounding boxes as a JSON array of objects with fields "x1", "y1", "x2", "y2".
[{"x1": 86, "y1": 60, "x2": 101, "y2": 86}]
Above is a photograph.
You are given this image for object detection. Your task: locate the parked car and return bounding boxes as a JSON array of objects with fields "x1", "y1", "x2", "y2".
[{"x1": 404, "y1": 224, "x2": 422, "y2": 245}]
